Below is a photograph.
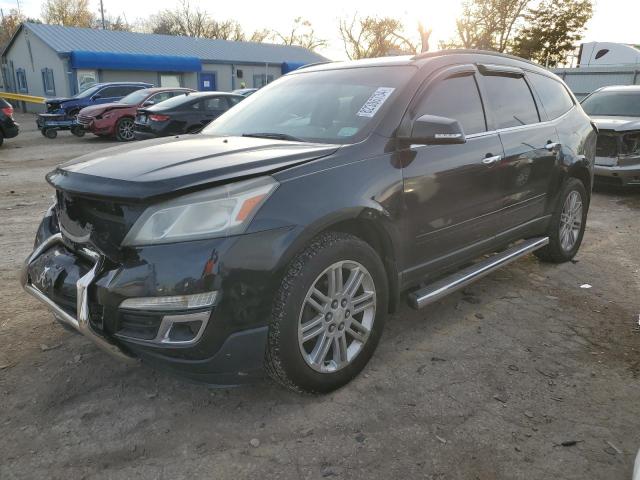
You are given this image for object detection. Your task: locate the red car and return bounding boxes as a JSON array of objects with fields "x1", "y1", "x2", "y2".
[{"x1": 77, "y1": 87, "x2": 194, "y2": 141}]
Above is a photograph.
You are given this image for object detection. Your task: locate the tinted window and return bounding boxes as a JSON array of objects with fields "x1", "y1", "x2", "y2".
[
  {"x1": 203, "y1": 97, "x2": 228, "y2": 111},
  {"x1": 99, "y1": 86, "x2": 133, "y2": 98},
  {"x1": 581, "y1": 91, "x2": 640, "y2": 117},
  {"x1": 595, "y1": 49, "x2": 609, "y2": 60},
  {"x1": 483, "y1": 75, "x2": 539, "y2": 129},
  {"x1": 528, "y1": 73, "x2": 574, "y2": 120},
  {"x1": 416, "y1": 75, "x2": 486, "y2": 135}
]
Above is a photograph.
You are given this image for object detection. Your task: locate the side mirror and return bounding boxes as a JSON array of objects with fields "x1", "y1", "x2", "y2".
[
  {"x1": 142, "y1": 100, "x2": 155, "y2": 107},
  {"x1": 405, "y1": 114, "x2": 466, "y2": 145},
  {"x1": 92, "y1": 94, "x2": 102, "y2": 100}
]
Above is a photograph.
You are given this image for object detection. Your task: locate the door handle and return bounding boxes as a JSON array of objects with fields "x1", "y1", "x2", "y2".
[
  {"x1": 482, "y1": 154, "x2": 502, "y2": 165},
  {"x1": 545, "y1": 142, "x2": 561, "y2": 152}
]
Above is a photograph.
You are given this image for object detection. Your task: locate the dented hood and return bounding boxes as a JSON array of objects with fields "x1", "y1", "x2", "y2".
[{"x1": 46, "y1": 134, "x2": 339, "y2": 201}]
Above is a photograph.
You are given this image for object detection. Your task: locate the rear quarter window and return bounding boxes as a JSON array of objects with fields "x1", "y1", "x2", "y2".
[
  {"x1": 482, "y1": 75, "x2": 540, "y2": 129},
  {"x1": 527, "y1": 73, "x2": 574, "y2": 120}
]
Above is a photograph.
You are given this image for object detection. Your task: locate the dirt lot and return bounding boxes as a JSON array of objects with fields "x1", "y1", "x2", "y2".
[{"x1": 1, "y1": 113, "x2": 639, "y2": 479}]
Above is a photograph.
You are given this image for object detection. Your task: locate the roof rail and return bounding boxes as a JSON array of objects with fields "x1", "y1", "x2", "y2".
[
  {"x1": 412, "y1": 49, "x2": 543, "y2": 69},
  {"x1": 295, "y1": 61, "x2": 334, "y2": 71}
]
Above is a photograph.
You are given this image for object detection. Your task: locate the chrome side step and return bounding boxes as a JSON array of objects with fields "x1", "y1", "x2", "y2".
[{"x1": 408, "y1": 237, "x2": 549, "y2": 310}]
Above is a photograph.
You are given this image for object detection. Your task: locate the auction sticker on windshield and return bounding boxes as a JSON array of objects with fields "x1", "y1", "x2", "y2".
[{"x1": 357, "y1": 87, "x2": 395, "y2": 118}]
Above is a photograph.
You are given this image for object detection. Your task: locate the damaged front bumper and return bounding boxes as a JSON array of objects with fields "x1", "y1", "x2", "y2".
[
  {"x1": 594, "y1": 156, "x2": 640, "y2": 186},
  {"x1": 20, "y1": 233, "x2": 138, "y2": 363}
]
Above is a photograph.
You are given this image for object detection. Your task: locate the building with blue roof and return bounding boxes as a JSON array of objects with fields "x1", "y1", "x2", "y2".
[{"x1": 1, "y1": 22, "x2": 327, "y2": 104}]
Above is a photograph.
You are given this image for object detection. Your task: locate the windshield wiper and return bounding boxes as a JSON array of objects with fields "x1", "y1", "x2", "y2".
[{"x1": 242, "y1": 132, "x2": 305, "y2": 142}]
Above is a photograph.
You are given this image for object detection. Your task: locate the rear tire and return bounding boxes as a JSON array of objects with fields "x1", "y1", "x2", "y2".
[
  {"x1": 535, "y1": 177, "x2": 588, "y2": 263},
  {"x1": 265, "y1": 232, "x2": 388, "y2": 394}
]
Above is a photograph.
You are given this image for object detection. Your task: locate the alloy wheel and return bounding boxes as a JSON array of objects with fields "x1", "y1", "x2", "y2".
[
  {"x1": 298, "y1": 260, "x2": 376, "y2": 373},
  {"x1": 559, "y1": 190, "x2": 583, "y2": 251},
  {"x1": 118, "y1": 119, "x2": 135, "y2": 141}
]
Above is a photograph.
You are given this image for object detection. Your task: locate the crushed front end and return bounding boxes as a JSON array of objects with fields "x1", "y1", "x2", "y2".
[{"x1": 594, "y1": 130, "x2": 640, "y2": 186}]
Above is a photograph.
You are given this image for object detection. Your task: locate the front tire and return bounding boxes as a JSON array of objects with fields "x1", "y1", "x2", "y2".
[
  {"x1": 535, "y1": 177, "x2": 588, "y2": 263},
  {"x1": 115, "y1": 117, "x2": 135, "y2": 141},
  {"x1": 265, "y1": 232, "x2": 388, "y2": 393}
]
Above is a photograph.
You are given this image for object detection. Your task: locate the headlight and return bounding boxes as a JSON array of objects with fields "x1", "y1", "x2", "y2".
[{"x1": 123, "y1": 176, "x2": 278, "y2": 246}]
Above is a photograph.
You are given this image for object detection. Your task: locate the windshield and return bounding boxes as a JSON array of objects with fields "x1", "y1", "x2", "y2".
[
  {"x1": 119, "y1": 90, "x2": 151, "y2": 105},
  {"x1": 74, "y1": 85, "x2": 101, "y2": 99},
  {"x1": 581, "y1": 91, "x2": 640, "y2": 117},
  {"x1": 203, "y1": 66, "x2": 414, "y2": 144}
]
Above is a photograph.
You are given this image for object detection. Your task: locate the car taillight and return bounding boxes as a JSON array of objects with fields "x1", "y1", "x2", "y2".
[
  {"x1": 1, "y1": 106, "x2": 13, "y2": 119},
  {"x1": 149, "y1": 114, "x2": 170, "y2": 122}
]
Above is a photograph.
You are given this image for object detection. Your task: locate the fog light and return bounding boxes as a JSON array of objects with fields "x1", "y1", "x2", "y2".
[
  {"x1": 156, "y1": 311, "x2": 210, "y2": 345},
  {"x1": 120, "y1": 291, "x2": 218, "y2": 311}
]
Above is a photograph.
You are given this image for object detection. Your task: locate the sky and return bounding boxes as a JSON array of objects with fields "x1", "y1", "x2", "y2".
[{"x1": 1, "y1": 0, "x2": 639, "y2": 60}]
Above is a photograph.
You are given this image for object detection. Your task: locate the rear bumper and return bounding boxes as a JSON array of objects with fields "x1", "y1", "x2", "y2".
[
  {"x1": 2, "y1": 122, "x2": 19, "y2": 138},
  {"x1": 594, "y1": 164, "x2": 640, "y2": 186},
  {"x1": 133, "y1": 130, "x2": 158, "y2": 140}
]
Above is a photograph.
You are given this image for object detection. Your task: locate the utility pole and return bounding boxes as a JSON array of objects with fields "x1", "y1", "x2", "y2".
[{"x1": 99, "y1": 0, "x2": 106, "y2": 29}]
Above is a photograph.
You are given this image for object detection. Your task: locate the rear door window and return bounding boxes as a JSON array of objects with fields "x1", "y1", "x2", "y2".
[
  {"x1": 203, "y1": 97, "x2": 229, "y2": 111},
  {"x1": 415, "y1": 74, "x2": 487, "y2": 135},
  {"x1": 482, "y1": 75, "x2": 540, "y2": 129},
  {"x1": 527, "y1": 73, "x2": 574, "y2": 120}
]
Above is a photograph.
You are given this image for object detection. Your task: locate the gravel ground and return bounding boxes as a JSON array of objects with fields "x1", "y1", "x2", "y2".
[{"x1": 1, "y1": 113, "x2": 639, "y2": 480}]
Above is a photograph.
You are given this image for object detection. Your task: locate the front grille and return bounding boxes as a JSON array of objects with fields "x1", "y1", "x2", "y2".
[
  {"x1": 56, "y1": 190, "x2": 145, "y2": 258},
  {"x1": 76, "y1": 115, "x2": 92, "y2": 125},
  {"x1": 596, "y1": 132, "x2": 619, "y2": 158}
]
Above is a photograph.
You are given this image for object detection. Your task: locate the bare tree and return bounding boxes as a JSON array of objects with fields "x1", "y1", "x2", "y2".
[
  {"x1": 338, "y1": 14, "x2": 419, "y2": 60},
  {"x1": 41, "y1": 0, "x2": 95, "y2": 28},
  {"x1": 441, "y1": 0, "x2": 530, "y2": 52},
  {"x1": 147, "y1": 1, "x2": 271, "y2": 42},
  {"x1": 249, "y1": 29, "x2": 272, "y2": 43},
  {"x1": 275, "y1": 17, "x2": 326, "y2": 51},
  {"x1": 1, "y1": 9, "x2": 24, "y2": 49}
]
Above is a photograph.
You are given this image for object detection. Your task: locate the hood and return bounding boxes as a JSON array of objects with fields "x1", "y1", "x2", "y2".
[
  {"x1": 46, "y1": 135, "x2": 340, "y2": 202},
  {"x1": 591, "y1": 116, "x2": 640, "y2": 132},
  {"x1": 79, "y1": 102, "x2": 131, "y2": 117},
  {"x1": 45, "y1": 97, "x2": 75, "y2": 106}
]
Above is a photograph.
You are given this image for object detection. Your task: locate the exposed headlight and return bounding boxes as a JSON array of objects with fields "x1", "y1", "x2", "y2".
[{"x1": 122, "y1": 176, "x2": 278, "y2": 246}]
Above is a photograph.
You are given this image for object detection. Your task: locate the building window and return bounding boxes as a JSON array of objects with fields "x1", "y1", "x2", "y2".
[
  {"x1": 16, "y1": 68, "x2": 28, "y2": 93},
  {"x1": 77, "y1": 69, "x2": 98, "y2": 92},
  {"x1": 41, "y1": 68, "x2": 56, "y2": 95},
  {"x1": 253, "y1": 74, "x2": 274, "y2": 88},
  {"x1": 160, "y1": 74, "x2": 182, "y2": 88}
]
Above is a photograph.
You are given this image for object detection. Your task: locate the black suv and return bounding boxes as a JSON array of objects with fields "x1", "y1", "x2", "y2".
[
  {"x1": 0, "y1": 98, "x2": 19, "y2": 147},
  {"x1": 21, "y1": 51, "x2": 596, "y2": 393}
]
